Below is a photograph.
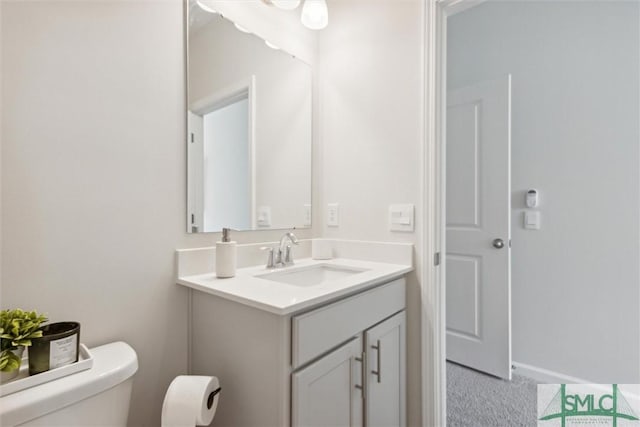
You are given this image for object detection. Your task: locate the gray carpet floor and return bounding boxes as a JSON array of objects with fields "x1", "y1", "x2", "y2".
[{"x1": 447, "y1": 362, "x2": 538, "y2": 427}]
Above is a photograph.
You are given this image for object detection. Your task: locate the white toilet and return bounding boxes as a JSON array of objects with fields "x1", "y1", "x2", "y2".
[
  {"x1": 0, "y1": 341, "x2": 138, "y2": 426},
  {"x1": 0, "y1": 342, "x2": 220, "y2": 427}
]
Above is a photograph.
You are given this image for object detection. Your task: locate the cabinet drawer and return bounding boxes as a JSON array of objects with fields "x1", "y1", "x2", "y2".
[{"x1": 292, "y1": 278, "x2": 406, "y2": 368}]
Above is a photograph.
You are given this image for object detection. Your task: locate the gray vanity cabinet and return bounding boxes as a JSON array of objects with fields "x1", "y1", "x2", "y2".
[
  {"x1": 292, "y1": 311, "x2": 406, "y2": 427},
  {"x1": 189, "y1": 277, "x2": 406, "y2": 427}
]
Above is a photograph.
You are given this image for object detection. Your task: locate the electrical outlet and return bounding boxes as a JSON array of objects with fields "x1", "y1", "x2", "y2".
[
  {"x1": 304, "y1": 204, "x2": 312, "y2": 226},
  {"x1": 327, "y1": 203, "x2": 339, "y2": 227},
  {"x1": 257, "y1": 206, "x2": 271, "y2": 227}
]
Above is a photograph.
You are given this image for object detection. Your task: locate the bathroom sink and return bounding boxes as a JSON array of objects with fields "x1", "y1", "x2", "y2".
[{"x1": 256, "y1": 264, "x2": 368, "y2": 287}]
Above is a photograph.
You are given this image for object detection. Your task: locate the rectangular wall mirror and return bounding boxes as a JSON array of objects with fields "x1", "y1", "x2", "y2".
[{"x1": 187, "y1": 1, "x2": 313, "y2": 233}]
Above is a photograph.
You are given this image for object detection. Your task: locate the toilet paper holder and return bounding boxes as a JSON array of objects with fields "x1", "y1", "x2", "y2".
[
  {"x1": 207, "y1": 387, "x2": 221, "y2": 410},
  {"x1": 161, "y1": 375, "x2": 221, "y2": 427}
]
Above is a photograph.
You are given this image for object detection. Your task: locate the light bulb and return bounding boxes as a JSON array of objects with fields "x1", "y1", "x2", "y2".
[
  {"x1": 234, "y1": 23, "x2": 251, "y2": 34},
  {"x1": 196, "y1": 0, "x2": 218, "y2": 14},
  {"x1": 301, "y1": 0, "x2": 328, "y2": 30},
  {"x1": 271, "y1": 0, "x2": 301, "y2": 10},
  {"x1": 265, "y1": 40, "x2": 280, "y2": 50}
]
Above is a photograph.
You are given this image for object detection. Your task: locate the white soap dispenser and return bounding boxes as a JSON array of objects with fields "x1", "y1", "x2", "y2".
[{"x1": 216, "y1": 228, "x2": 237, "y2": 278}]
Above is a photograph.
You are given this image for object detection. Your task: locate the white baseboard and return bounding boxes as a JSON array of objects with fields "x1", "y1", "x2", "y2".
[
  {"x1": 512, "y1": 362, "x2": 640, "y2": 407},
  {"x1": 512, "y1": 362, "x2": 592, "y2": 384}
]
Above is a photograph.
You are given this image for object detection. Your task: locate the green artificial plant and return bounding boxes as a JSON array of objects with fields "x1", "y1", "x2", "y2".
[{"x1": 0, "y1": 309, "x2": 48, "y2": 372}]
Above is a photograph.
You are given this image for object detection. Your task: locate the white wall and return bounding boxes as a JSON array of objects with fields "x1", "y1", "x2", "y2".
[
  {"x1": 1, "y1": 2, "x2": 186, "y2": 425},
  {"x1": 0, "y1": 0, "x2": 3, "y2": 296},
  {"x1": 1, "y1": 1, "x2": 316, "y2": 426},
  {"x1": 189, "y1": 16, "x2": 312, "y2": 230},
  {"x1": 448, "y1": 1, "x2": 640, "y2": 383},
  {"x1": 318, "y1": 0, "x2": 424, "y2": 424}
]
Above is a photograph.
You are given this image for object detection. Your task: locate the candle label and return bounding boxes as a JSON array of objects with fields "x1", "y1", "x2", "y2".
[{"x1": 49, "y1": 333, "x2": 78, "y2": 369}]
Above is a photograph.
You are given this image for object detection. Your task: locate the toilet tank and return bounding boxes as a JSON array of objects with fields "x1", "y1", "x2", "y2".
[{"x1": 0, "y1": 341, "x2": 138, "y2": 427}]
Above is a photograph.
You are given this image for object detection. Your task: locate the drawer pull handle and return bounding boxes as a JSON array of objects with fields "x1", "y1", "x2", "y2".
[{"x1": 371, "y1": 340, "x2": 381, "y2": 383}]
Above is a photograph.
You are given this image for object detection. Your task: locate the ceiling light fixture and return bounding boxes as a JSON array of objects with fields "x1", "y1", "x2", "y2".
[
  {"x1": 234, "y1": 23, "x2": 252, "y2": 34},
  {"x1": 262, "y1": 0, "x2": 328, "y2": 31},
  {"x1": 265, "y1": 40, "x2": 281, "y2": 50},
  {"x1": 301, "y1": 0, "x2": 328, "y2": 30}
]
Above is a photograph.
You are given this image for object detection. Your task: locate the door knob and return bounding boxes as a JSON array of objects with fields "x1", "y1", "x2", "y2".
[{"x1": 492, "y1": 238, "x2": 505, "y2": 249}]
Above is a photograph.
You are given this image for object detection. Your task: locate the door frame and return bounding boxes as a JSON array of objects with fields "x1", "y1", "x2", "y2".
[{"x1": 421, "y1": 0, "x2": 487, "y2": 425}]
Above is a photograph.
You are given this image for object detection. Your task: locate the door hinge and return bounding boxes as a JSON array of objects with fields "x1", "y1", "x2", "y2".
[
  {"x1": 190, "y1": 133, "x2": 195, "y2": 143},
  {"x1": 434, "y1": 252, "x2": 441, "y2": 266},
  {"x1": 191, "y1": 213, "x2": 195, "y2": 224}
]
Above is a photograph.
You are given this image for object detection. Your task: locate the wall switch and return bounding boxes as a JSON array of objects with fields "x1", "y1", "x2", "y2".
[
  {"x1": 524, "y1": 211, "x2": 540, "y2": 230},
  {"x1": 303, "y1": 204, "x2": 312, "y2": 226},
  {"x1": 327, "y1": 203, "x2": 339, "y2": 227},
  {"x1": 257, "y1": 206, "x2": 271, "y2": 227},
  {"x1": 389, "y1": 204, "x2": 414, "y2": 232}
]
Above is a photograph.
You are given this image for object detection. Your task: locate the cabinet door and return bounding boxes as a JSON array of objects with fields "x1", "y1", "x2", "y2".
[
  {"x1": 292, "y1": 336, "x2": 364, "y2": 427},
  {"x1": 365, "y1": 311, "x2": 406, "y2": 427}
]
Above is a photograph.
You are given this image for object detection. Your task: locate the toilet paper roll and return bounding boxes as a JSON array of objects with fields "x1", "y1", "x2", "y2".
[{"x1": 162, "y1": 375, "x2": 221, "y2": 427}]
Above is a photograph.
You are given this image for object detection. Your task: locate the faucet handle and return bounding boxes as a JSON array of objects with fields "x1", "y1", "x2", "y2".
[
  {"x1": 260, "y1": 246, "x2": 276, "y2": 269},
  {"x1": 288, "y1": 232, "x2": 300, "y2": 245}
]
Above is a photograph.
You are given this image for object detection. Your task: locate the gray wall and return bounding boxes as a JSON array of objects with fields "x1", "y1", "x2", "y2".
[{"x1": 448, "y1": 1, "x2": 640, "y2": 382}]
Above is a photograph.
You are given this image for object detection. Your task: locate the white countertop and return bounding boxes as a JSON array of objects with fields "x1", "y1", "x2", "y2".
[{"x1": 177, "y1": 257, "x2": 413, "y2": 315}]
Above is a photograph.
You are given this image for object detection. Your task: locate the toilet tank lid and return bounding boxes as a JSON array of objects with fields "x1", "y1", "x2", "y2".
[{"x1": 0, "y1": 341, "x2": 138, "y2": 426}]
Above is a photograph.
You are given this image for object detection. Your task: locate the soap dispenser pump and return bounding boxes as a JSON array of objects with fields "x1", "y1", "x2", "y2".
[{"x1": 216, "y1": 228, "x2": 237, "y2": 278}]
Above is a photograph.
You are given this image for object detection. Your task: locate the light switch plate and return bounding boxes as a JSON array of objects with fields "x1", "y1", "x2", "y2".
[
  {"x1": 327, "y1": 203, "x2": 339, "y2": 227},
  {"x1": 389, "y1": 204, "x2": 414, "y2": 232},
  {"x1": 524, "y1": 210, "x2": 540, "y2": 230},
  {"x1": 257, "y1": 206, "x2": 271, "y2": 227},
  {"x1": 303, "y1": 204, "x2": 312, "y2": 226}
]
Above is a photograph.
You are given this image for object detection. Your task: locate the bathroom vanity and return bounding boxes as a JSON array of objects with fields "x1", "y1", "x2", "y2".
[
  {"x1": 183, "y1": 7, "x2": 413, "y2": 424},
  {"x1": 177, "y1": 247, "x2": 412, "y2": 427}
]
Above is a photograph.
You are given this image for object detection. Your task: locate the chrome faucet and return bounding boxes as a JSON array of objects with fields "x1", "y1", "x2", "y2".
[
  {"x1": 277, "y1": 232, "x2": 299, "y2": 267},
  {"x1": 262, "y1": 232, "x2": 299, "y2": 269}
]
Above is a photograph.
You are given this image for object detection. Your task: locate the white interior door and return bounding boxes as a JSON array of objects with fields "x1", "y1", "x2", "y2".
[{"x1": 445, "y1": 75, "x2": 512, "y2": 379}]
